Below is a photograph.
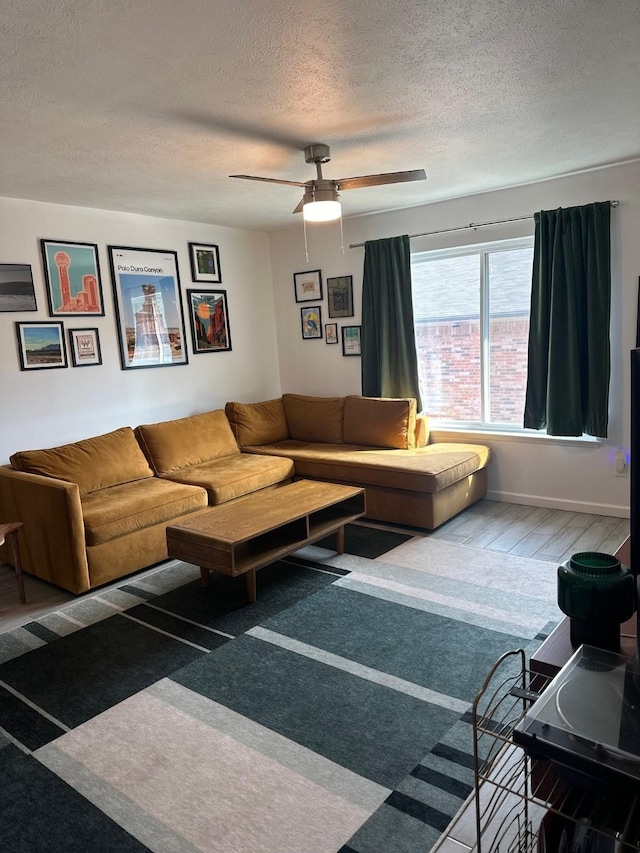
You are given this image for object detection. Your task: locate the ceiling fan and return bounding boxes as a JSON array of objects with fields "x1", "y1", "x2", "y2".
[{"x1": 230, "y1": 143, "x2": 426, "y2": 222}]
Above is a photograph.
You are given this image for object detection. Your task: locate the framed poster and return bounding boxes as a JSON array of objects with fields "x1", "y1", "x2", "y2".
[
  {"x1": 342, "y1": 325, "x2": 361, "y2": 356},
  {"x1": 107, "y1": 245, "x2": 189, "y2": 369},
  {"x1": 325, "y1": 322, "x2": 338, "y2": 344},
  {"x1": 0, "y1": 264, "x2": 37, "y2": 312},
  {"x1": 188, "y1": 242, "x2": 222, "y2": 283},
  {"x1": 69, "y1": 328, "x2": 102, "y2": 366},
  {"x1": 40, "y1": 239, "x2": 104, "y2": 316},
  {"x1": 15, "y1": 321, "x2": 67, "y2": 370},
  {"x1": 186, "y1": 289, "x2": 232, "y2": 353},
  {"x1": 300, "y1": 305, "x2": 322, "y2": 339},
  {"x1": 327, "y1": 275, "x2": 354, "y2": 318},
  {"x1": 294, "y1": 269, "x2": 323, "y2": 302}
]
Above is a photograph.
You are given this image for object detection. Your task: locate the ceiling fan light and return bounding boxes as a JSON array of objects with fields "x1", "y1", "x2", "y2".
[{"x1": 303, "y1": 199, "x2": 342, "y2": 222}]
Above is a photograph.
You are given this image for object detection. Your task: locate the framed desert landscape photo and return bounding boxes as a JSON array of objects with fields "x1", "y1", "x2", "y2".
[
  {"x1": 68, "y1": 327, "x2": 102, "y2": 367},
  {"x1": 300, "y1": 305, "x2": 322, "y2": 339},
  {"x1": 327, "y1": 275, "x2": 354, "y2": 318},
  {"x1": 0, "y1": 264, "x2": 37, "y2": 312},
  {"x1": 108, "y1": 245, "x2": 189, "y2": 369},
  {"x1": 341, "y1": 324, "x2": 361, "y2": 356},
  {"x1": 294, "y1": 269, "x2": 323, "y2": 302},
  {"x1": 186, "y1": 289, "x2": 232, "y2": 353},
  {"x1": 15, "y1": 321, "x2": 67, "y2": 370},
  {"x1": 40, "y1": 239, "x2": 104, "y2": 316},
  {"x1": 188, "y1": 242, "x2": 222, "y2": 283}
]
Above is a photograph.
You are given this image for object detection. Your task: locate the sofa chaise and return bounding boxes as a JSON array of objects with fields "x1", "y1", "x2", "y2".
[{"x1": 226, "y1": 393, "x2": 491, "y2": 530}]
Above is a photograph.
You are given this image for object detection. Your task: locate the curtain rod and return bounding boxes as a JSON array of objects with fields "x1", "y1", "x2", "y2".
[{"x1": 348, "y1": 200, "x2": 620, "y2": 249}]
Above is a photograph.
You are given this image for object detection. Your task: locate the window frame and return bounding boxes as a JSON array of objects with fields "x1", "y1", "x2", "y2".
[{"x1": 411, "y1": 235, "x2": 535, "y2": 433}]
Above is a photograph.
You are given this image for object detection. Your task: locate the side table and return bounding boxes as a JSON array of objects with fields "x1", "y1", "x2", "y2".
[{"x1": 0, "y1": 522, "x2": 26, "y2": 604}]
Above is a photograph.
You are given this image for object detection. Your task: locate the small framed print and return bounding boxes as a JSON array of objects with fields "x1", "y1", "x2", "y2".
[
  {"x1": 342, "y1": 325, "x2": 361, "y2": 356},
  {"x1": 327, "y1": 275, "x2": 354, "y2": 318},
  {"x1": 325, "y1": 323, "x2": 338, "y2": 344},
  {"x1": 40, "y1": 239, "x2": 104, "y2": 316},
  {"x1": 294, "y1": 269, "x2": 323, "y2": 302},
  {"x1": 188, "y1": 242, "x2": 222, "y2": 283},
  {"x1": 0, "y1": 264, "x2": 37, "y2": 312},
  {"x1": 186, "y1": 289, "x2": 232, "y2": 353},
  {"x1": 15, "y1": 321, "x2": 68, "y2": 370},
  {"x1": 301, "y1": 305, "x2": 322, "y2": 339},
  {"x1": 69, "y1": 328, "x2": 102, "y2": 366}
]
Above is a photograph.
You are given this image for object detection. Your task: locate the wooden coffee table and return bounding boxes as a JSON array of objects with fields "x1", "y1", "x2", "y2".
[{"x1": 166, "y1": 480, "x2": 366, "y2": 601}]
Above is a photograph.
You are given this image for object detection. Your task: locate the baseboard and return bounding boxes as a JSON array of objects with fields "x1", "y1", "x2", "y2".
[{"x1": 485, "y1": 490, "x2": 630, "y2": 518}]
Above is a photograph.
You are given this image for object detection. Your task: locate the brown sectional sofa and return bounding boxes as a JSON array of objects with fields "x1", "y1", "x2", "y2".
[
  {"x1": 226, "y1": 393, "x2": 491, "y2": 530},
  {"x1": 0, "y1": 410, "x2": 293, "y2": 594},
  {"x1": 0, "y1": 395, "x2": 490, "y2": 595}
]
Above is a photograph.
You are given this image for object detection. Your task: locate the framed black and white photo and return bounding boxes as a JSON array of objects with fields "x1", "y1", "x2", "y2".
[
  {"x1": 0, "y1": 264, "x2": 37, "y2": 312},
  {"x1": 188, "y1": 242, "x2": 222, "y2": 283},
  {"x1": 108, "y1": 245, "x2": 189, "y2": 369},
  {"x1": 294, "y1": 269, "x2": 323, "y2": 302},
  {"x1": 15, "y1": 321, "x2": 67, "y2": 370},
  {"x1": 68, "y1": 328, "x2": 102, "y2": 367}
]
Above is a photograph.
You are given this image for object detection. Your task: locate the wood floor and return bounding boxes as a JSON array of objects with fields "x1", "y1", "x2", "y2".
[{"x1": 0, "y1": 500, "x2": 630, "y2": 636}]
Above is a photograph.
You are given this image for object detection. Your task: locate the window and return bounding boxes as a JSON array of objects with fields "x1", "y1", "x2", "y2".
[{"x1": 411, "y1": 237, "x2": 534, "y2": 429}]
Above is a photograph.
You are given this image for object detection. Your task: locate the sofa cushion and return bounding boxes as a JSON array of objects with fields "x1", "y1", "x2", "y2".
[
  {"x1": 242, "y1": 440, "x2": 491, "y2": 493},
  {"x1": 10, "y1": 427, "x2": 154, "y2": 496},
  {"x1": 225, "y1": 398, "x2": 289, "y2": 447},
  {"x1": 82, "y1": 478, "x2": 207, "y2": 546},
  {"x1": 135, "y1": 409, "x2": 240, "y2": 476},
  {"x1": 163, "y1": 453, "x2": 294, "y2": 504},
  {"x1": 282, "y1": 394, "x2": 344, "y2": 443},
  {"x1": 343, "y1": 396, "x2": 417, "y2": 449}
]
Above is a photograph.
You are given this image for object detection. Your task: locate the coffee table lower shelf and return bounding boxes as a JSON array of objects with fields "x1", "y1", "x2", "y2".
[{"x1": 166, "y1": 480, "x2": 366, "y2": 602}]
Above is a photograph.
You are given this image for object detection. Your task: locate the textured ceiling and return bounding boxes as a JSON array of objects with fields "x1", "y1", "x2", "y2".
[{"x1": 2, "y1": 0, "x2": 639, "y2": 231}]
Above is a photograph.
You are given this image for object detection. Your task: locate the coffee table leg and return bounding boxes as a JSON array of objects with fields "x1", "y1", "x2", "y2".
[
  {"x1": 9, "y1": 530, "x2": 26, "y2": 605},
  {"x1": 336, "y1": 525, "x2": 345, "y2": 555},
  {"x1": 200, "y1": 567, "x2": 209, "y2": 587},
  {"x1": 245, "y1": 569, "x2": 256, "y2": 603}
]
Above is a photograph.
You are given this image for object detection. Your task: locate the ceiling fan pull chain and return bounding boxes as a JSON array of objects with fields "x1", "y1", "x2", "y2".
[
  {"x1": 339, "y1": 208, "x2": 344, "y2": 255},
  {"x1": 303, "y1": 216, "x2": 309, "y2": 263}
]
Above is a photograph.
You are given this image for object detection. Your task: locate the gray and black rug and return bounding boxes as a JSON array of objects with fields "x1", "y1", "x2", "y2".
[{"x1": 0, "y1": 523, "x2": 560, "y2": 853}]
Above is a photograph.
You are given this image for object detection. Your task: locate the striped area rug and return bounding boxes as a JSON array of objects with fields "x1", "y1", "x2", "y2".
[{"x1": 0, "y1": 524, "x2": 560, "y2": 852}]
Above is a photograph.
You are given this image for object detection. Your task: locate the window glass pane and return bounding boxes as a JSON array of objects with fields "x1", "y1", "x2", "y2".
[
  {"x1": 488, "y1": 247, "x2": 533, "y2": 425},
  {"x1": 412, "y1": 254, "x2": 481, "y2": 422}
]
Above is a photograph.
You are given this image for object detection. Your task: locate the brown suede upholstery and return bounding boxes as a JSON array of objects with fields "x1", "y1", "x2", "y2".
[
  {"x1": 10, "y1": 427, "x2": 154, "y2": 495},
  {"x1": 225, "y1": 398, "x2": 289, "y2": 447},
  {"x1": 282, "y1": 394, "x2": 344, "y2": 443},
  {"x1": 343, "y1": 396, "x2": 417, "y2": 449},
  {"x1": 136, "y1": 409, "x2": 240, "y2": 475},
  {"x1": 228, "y1": 394, "x2": 491, "y2": 530},
  {"x1": 162, "y1": 453, "x2": 294, "y2": 504}
]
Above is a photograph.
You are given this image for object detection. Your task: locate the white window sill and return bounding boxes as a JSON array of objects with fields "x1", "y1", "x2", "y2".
[{"x1": 429, "y1": 426, "x2": 602, "y2": 448}]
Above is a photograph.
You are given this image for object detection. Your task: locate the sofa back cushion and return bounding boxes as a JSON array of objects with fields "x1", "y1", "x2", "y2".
[
  {"x1": 135, "y1": 410, "x2": 240, "y2": 476},
  {"x1": 225, "y1": 398, "x2": 289, "y2": 447},
  {"x1": 343, "y1": 396, "x2": 417, "y2": 449},
  {"x1": 282, "y1": 394, "x2": 344, "y2": 444},
  {"x1": 10, "y1": 427, "x2": 154, "y2": 495}
]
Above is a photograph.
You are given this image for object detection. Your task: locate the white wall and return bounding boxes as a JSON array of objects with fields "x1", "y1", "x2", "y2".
[
  {"x1": 269, "y1": 161, "x2": 640, "y2": 516},
  {"x1": 0, "y1": 197, "x2": 280, "y2": 463}
]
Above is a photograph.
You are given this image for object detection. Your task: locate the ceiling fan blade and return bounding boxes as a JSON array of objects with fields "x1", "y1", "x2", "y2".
[
  {"x1": 292, "y1": 198, "x2": 304, "y2": 214},
  {"x1": 336, "y1": 169, "x2": 427, "y2": 190},
  {"x1": 230, "y1": 174, "x2": 307, "y2": 187}
]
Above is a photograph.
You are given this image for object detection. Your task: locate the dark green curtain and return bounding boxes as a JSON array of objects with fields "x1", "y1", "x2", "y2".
[
  {"x1": 361, "y1": 235, "x2": 422, "y2": 409},
  {"x1": 524, "y1": 201, "x2": 611, "y2": 437}
]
